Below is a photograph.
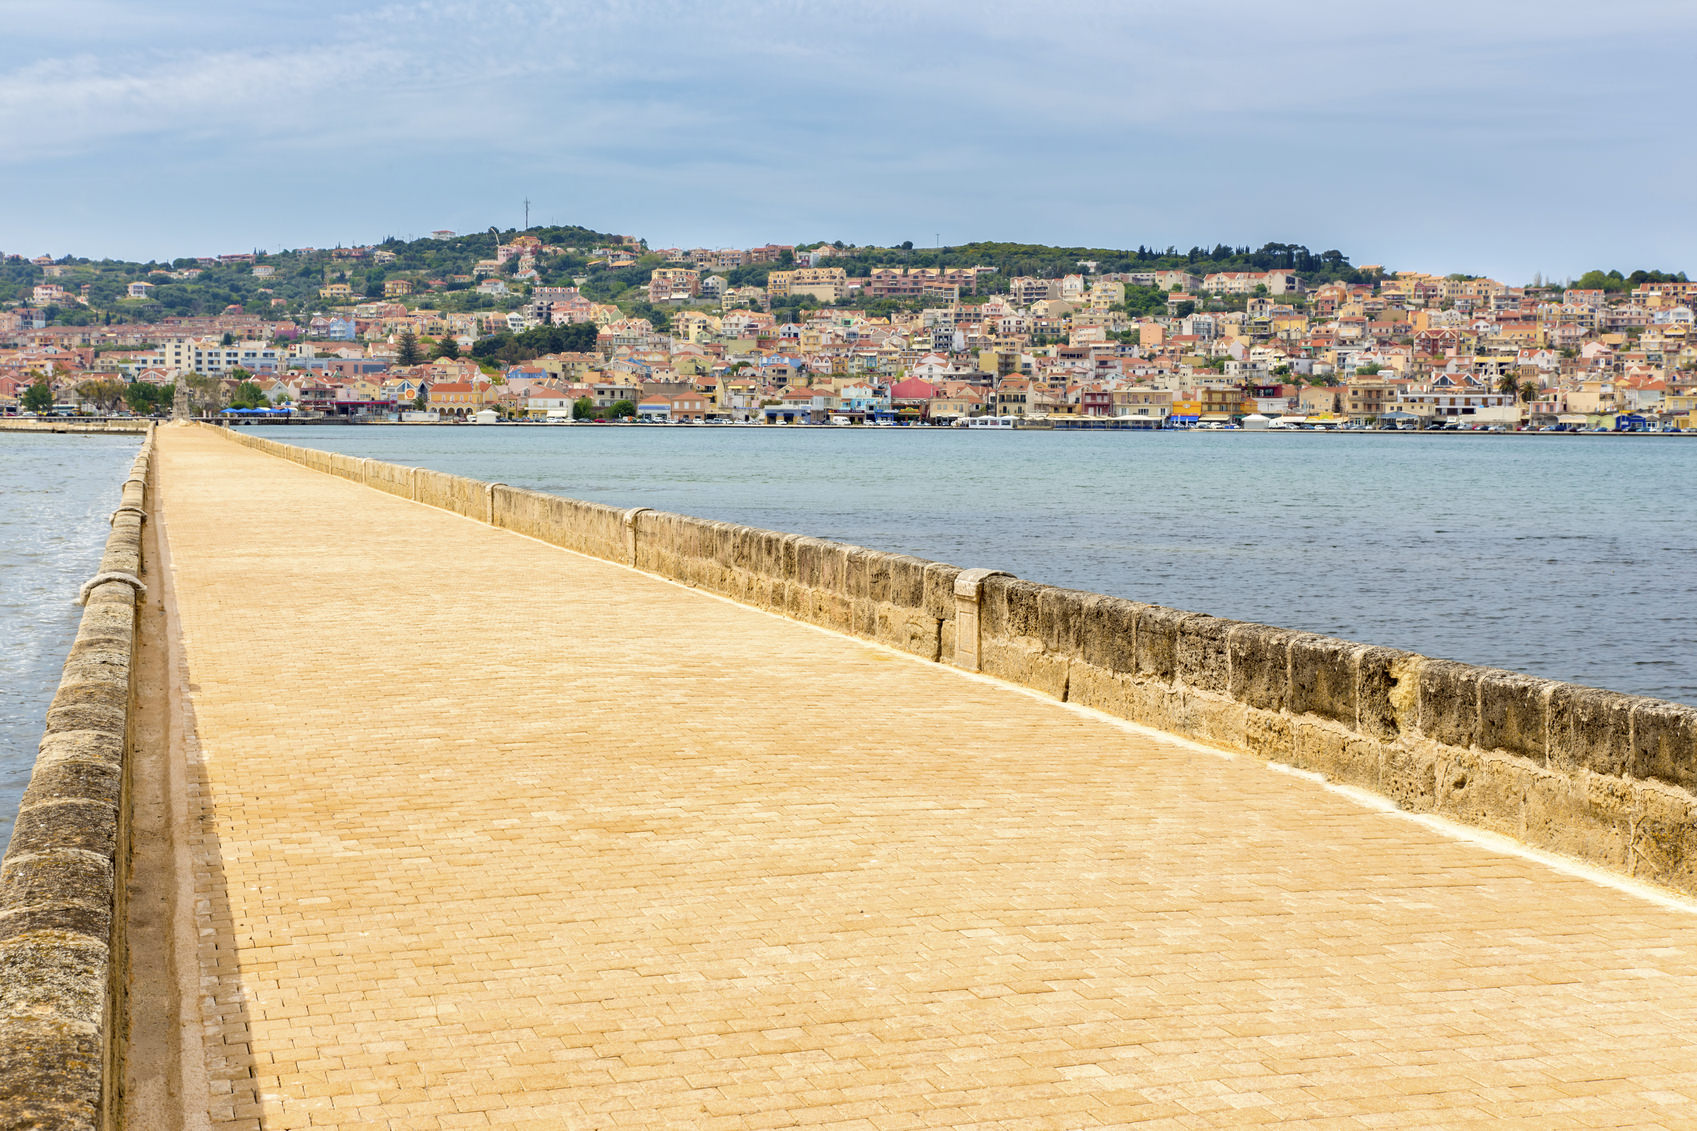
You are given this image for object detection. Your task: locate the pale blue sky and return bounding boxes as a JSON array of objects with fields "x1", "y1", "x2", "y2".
[{"x1": 2, "y1": 0, "x2": 1692, "y2": 282}]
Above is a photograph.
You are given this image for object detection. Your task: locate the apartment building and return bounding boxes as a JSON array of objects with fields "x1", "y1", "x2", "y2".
[
  {"x1": 147, "y1": 337, "x2": 286, "y2": 375},
  {"x1": 1009, "y1": 277, "x2": 1059, "y2": 306},
  {"x1": 1202, "y1": 271, "x2": 1304, "y2": 296},
  {"x1": 767, "y1": 267, "x2": 848, "y2": 303},
  {"x1": 867, "y1": 267, "x2": 982, "y2": 299},
  {"x1": 648, "y1": 268, "x2": 701, "y2": 304}
]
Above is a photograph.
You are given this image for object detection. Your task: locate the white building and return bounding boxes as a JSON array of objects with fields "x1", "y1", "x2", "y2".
[{"x1": 144, "y1": 337, "x2": 285, "y2": 376}]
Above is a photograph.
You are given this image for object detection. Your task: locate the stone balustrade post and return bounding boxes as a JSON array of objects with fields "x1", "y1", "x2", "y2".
[
  {"x1": 622, "y1": 507, "x2": 651, "y2": 566},
  {"x1": 953, "y1": 568, "x2": 1010, "y2": 671}
]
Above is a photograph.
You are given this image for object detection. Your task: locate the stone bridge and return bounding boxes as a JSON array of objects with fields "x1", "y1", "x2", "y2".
[{"x1": 5, "y1": 422, "x2": 1697, "y2": 1129}]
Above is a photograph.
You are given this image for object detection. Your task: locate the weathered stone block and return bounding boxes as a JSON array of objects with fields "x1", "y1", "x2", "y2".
[
  {"x1": 1380, "y1": 742, "x2": 1438, "y2": 811},
  {"x1": 43, "y1": 702, "x2": 125, "y2": 736},
  {"x1": 922, "y1": 562, "x2": 961, "y2": 621},
  {"x1": 7, "y1": 801, "x2": 116, "y2": 858},
  {"x1": 1065, "y1": 664, "x2": 1136, "y2": 720},
  {"x1": 844, "y1": 548, "x2": 873, "y2": 606},
  {"x1": 778, "y1": 533, "x2": 801, "y2": 583},
  {"x1": 983, "y1": 576, "x2": 1042, "y2": 640},
  {"x1": 1523, "y1": 770, "x2": 1631, "y2": 870},
  {"x1": 1435, "y1": 748, "x2": 1528, "y2": 837},
  {"x1": 848, "y1": 597, "x2": 876, "y2": 640},
  {"x1": 1121, "y1": 677, "x2": 1177, "y2": 728},
  {"x1": 1631, "y1": 699, "x2": 1697, "y2": 792},
  {"x1": 767, "y1": 530, "x2": 795, "y2": 581},
  {"x1": 1631, "y1": 784, "x2": 1697, "y2": 893},
  {"x1": 714, "y1": 523, "x2": 743, "y2": 575},
  {"x1": 1175, "y1": 614, "x2": 1232, "y2": 694},
  {"x1": 875, "y1": 607, "x2": 939, "y2": 660},
  {"x1": 0, "y1": 1015, "x2": 102, "y2": 1129},
  {"x1": 1417, "y1": 660, "x2": 1480, "y2": 748},
  {"x1": 1245, "y1": 708, "x2": 1295, "y2": 762},
  {"x1": 1293, "y1": 723, "x2": 1381, "y2": 791},
  {"x1": 818, "y1": 589, "x2": 852, "y2": 633},
  {"x1": 980, "y1": 638, "x2": 1068, "y2": 700},
  {"x1": 1288, "y1": 635, "x2": 1357, "y2": 726},
  {"x1": 1547, "y1": 684, "x2": 1637, "y2": 777},
  {"x1": 1186, "y1": 693, "x2": 1247, "y2": 748},
  {"x1": 15, "y1": 757, "x2": 121, "y2": 810},
  {"x1": 1228, "y1": 624, "x2": 1296, "y2": 712},
  {"x1": 1361, "y1": 647, "x2": 1415, "y2": 741},
  {"x1": 0, "y1": 853, "x2": 113, "y2": 943},
  {"x1": 48, "y1": 674, "x2": 129, "y2": 717},
  {"x1": 1134, "y1": 605, "x2": 1184, "y2": 681},
  {"x1": 886, "y1": 556, "x2": 926, "y2": 608},
  {"x1": 1076, "y1": 595, "x2": 1137, "y2": 676},
  {"x1": 1037, "y1": 587, "x2": 1090, "y2": 657},
  {"x1": 817, "y1": 542, "x2": 850, "y2": 595},
  {"x1": 792, "y1": 537, "x2": 824, "y2": 587},
  {"x1": 1477, "y1": 670, "x2": 1553, "y2": 764},
  {"x1": 0, "y1": 937, "x2": 108, "y2": 1023}
]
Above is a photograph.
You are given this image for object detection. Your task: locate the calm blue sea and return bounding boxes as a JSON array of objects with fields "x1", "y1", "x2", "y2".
[
  {"x1": 247, "y1": 425, "x2": 1697, "y2": 706},
  {"x1": 0, "y1": 433, "x2": 140, "y2": 848}
]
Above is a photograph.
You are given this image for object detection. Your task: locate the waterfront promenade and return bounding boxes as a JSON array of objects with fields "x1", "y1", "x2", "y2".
[{"x1": 153, "y1": 425, "x2": 1697, "y2": 1129}]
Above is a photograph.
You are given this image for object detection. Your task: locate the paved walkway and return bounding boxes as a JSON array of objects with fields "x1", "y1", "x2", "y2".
[{"x1": 156, "y1": 426, "x2": 1697, "y2": 1130}]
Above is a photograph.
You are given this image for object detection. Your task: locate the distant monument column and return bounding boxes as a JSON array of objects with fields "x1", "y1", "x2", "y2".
[{"x1": 172, "y1": 380, "x2": 190, "y2": 421}]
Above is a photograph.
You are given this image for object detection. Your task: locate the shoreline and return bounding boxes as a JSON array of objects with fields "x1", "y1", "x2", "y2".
[
  {"x1": 4, "y1": 418, "x2": 1684, "y2": 438},
  {"x1": 222, "y1": 419, "x2": 1691, "y2": 436},
  {"x1": 0, "y1": 419, "x2": 152, "y2": 434}
]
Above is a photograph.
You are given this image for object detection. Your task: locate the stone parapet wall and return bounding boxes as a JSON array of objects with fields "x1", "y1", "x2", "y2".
[
  {"x1": 203, "y1": 424, "x2": 1697, "y2": 894},
  {"x1": 956, "y1": 576, "x2": 1697, "y2": 891},
  {"x1": 0, "y1": 425, "x2": 154, "y2": 1129}
]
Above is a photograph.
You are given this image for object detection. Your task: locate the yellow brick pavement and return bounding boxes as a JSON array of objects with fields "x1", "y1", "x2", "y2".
[{"x1": 156, "y1": 425, "x2": 1697, "y2": 1129}]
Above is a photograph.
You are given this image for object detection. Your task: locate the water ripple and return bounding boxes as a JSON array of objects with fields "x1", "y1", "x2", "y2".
[
  {"x1": 0, "y1": 434, "x2": 139, "y2": 843},
  {"x1": 251, "y1": 426, "x2": 1697, "y2": 706}
]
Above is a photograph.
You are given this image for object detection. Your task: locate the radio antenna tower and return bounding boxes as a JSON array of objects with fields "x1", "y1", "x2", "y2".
[{"x1": 524, "y1": 198, "x2": 531, "y2": 230}]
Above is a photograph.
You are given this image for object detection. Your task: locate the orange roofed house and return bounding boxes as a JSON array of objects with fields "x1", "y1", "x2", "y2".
[{"x1": 427, "y1": 381, "x2": 490, "y2": 418}]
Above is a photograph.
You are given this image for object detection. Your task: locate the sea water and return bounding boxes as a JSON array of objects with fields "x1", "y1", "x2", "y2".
[
  {"x1": 248, "y1": 426, "x2": 1697, "y2": 707},
  {"x1": 0, "y1": 433, "x2": 140, "y2": 847}
]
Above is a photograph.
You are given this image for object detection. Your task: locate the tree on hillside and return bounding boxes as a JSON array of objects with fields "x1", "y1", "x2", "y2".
[
  {"x1": 470, "y1": 322, "x2": 599, "y2": 364},
  {"x1": 396, "y1": 330, "x2": 422, "y2": 366},
  {"x1": 432, "y1": 335, "x2": 460, "y2": 360},
  {"x1": 571, "y1": 396, "x2": 595, "y2": 420}
]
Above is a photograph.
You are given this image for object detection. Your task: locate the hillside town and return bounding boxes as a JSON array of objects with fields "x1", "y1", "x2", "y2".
[{"x1": 2, "y1": 231, "x2": 1693, "y2": 431}]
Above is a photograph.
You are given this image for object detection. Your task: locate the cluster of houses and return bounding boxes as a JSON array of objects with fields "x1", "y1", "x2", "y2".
[{"x1": 4, "y1": 247, "x2": 1695, "y2": 431}]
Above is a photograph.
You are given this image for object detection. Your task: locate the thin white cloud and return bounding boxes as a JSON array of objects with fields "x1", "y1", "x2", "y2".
[
  {"x1": 0, "y1": 47, "x2": 410, "y2": 161},
  {"x1": 1, "y1": 0, "x2": 1693, "y2": 277}
]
